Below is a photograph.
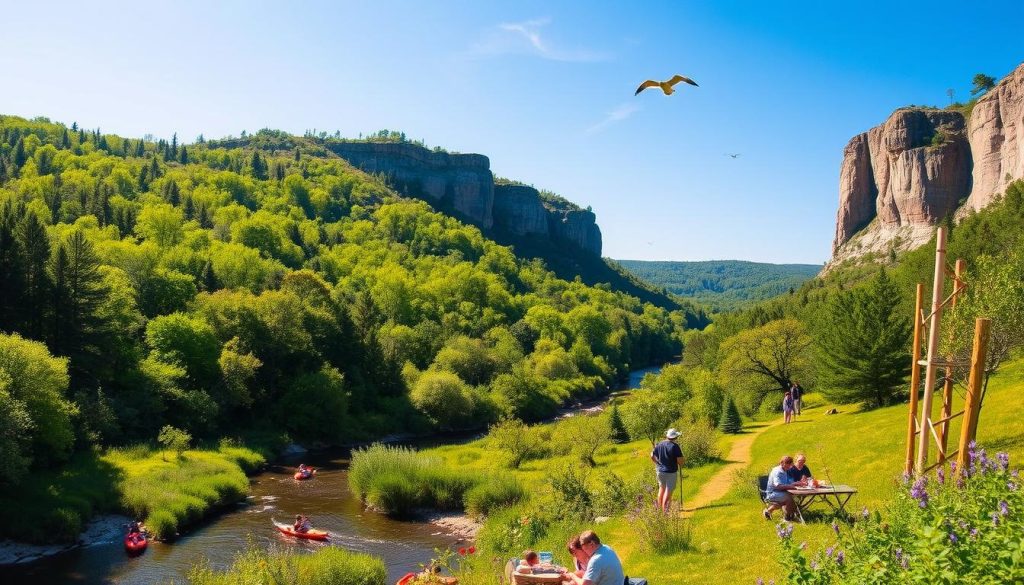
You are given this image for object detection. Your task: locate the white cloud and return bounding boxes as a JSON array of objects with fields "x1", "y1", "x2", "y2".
[
  {"x1": 586, "y1": 102, "x2": 641, "y2": 134},
  {"x1": 468, "y1": 17, "x2": 609, "y2": 62}
]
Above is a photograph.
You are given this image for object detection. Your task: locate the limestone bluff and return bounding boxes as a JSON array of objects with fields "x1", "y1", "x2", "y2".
[{"x1": 832, "y1": 61, "x2": 1024, "y2": 265}]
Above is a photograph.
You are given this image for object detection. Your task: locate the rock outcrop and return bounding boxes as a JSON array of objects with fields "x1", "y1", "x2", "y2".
[
  {"x1": 328, "y1": 142, "x2": 603, "y2": 255},
  {"x1": 966, "y1": 64, "x2": 1024, "y2": 212},
  {"x1": 831, "y1": 62, "x2": 1024, "y2": 264}
]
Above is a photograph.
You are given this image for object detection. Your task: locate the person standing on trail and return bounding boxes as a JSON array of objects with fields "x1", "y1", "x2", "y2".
[
  {"x1": 650, "y1": 428, "x2": 684, "y2": 513},
  {"x1": 790, "y1": 381, "x2": 804, "y2": 416},
  {"x1": 782, "y1": 391, "x2": 794, "y2": 424}
]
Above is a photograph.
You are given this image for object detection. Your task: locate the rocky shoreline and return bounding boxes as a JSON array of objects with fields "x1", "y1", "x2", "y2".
[{"x1": 0, "y1": 514, "x2": 131, "y2": 566}]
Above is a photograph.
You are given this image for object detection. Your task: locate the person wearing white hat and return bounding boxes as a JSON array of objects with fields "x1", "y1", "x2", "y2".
[{"x1": 650, "y1": 428, "x2": 684, "y2": 513}]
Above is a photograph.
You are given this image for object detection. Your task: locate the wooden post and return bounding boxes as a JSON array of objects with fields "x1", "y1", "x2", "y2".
[
  {"x1": 937, "y1": 259, "x2": 965, "y2": 463},
  {"x1": 905, "y1": 283, "x2": 925, "y2": 476},
  {"x1": 956, "y1": 318, "x2": 990, "y2": 472},
  {"x1": 916, "y1": 227, "x2": 947, "y2": 474}
]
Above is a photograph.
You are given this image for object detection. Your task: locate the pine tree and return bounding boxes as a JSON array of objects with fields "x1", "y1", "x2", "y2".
[
  {"x1": 60, "y1": 128, "x2": 71, "y2": 149},
  {"x1": 718, "y1": 396, "x2": 742, "y2": 434},
  {"x1": 149, "y1": 156, "x2": 160, "y2": 180},
  {"x1": 18, "y1": 211, "x2": 52, "y2": 339},
  {"x1": 250, "y1": 151, "x2": 268, "y2": 180},
  {"x1": 608, "y1": 399, "x2": 629, "y2": 443},
  {"x1": 170, "y1": 133, "x2": 178, "y2": 159},
  {"x1": 49, "y1": 230, "x2": 109, "y2": 384},
  {"x1": 0, "y1": 202, "x2": 25, "y2": 329},
  {"x1": 168, "y1": 181, "x2": 180, "y2": 206},
  {"x1": 134, "y1": 139, "x2": 145, "y2": 157},
  {"x1": 137, "y1": 165, "x2": 149, "y2": 192},
  {"x1": 182, "y1": 195, "x2": 195, "y2": 220},
  {"x1": 816, "y1": 268, "x2": 912, "y2": 408},
  {"x1": 12, "y1": 137, "x2": 26, "y2": 169},
  {"x1": 200, "y1": 259, "x2": 217, "y2": 292},
  {"x1": 78, "y1": 128, "x2": 86, "y2": 144},
  {"x1": 178, "y1": 145, "x2": 188, "y2": 164}
]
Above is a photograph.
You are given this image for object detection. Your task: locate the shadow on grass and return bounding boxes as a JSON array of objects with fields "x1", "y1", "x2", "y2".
[{"x1": 0, "y1": 449, "x2": 122, "y2": 544}]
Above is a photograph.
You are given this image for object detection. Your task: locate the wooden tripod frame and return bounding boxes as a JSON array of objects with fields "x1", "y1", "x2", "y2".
[{"x1": 904, "y1": 227, "x2": 990, "y2": 476}]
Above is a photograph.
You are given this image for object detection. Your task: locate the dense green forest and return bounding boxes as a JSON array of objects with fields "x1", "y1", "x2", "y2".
[
  {"x1": 0, "y1": 115, "x2": 692, "y2": 488},
  {"x1": 616, "y1": 259, "x2": 821, "y2": 312}
]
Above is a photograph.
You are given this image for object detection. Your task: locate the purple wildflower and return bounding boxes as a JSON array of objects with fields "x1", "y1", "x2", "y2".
[
  {"x1": 910, "y1": 476, "x2": 929, "y2": 508},
  {"x1": 970, "y1": 528, "x2": 979, "y2": 538},
  {"x1": 900, "y1": 557, "x2": 909, "y2": 570},
  {"x1": 836, "y1": 551, "x2": 845, "y2": 565},
  {"x1": 776, "y1": 523, "x2": 793, "y2": 540},
  {"x1": 991, "y1": 512, "x2": 1000, "y2": 527},
  {"x1": 949, "y1": 460, "x2": 957, "y2": 476},
  {"x1": 825, "y1": 546, "x2": 834, "y2": 558},
  {"x1": 949, "y1": 532, "x2": 958, "y2": 544},
  {"x1": 810, "y1": 560, "x2": 818, "y2": 570},
  {"x1": 894, "y1": 548, "x2": 903, "y2": 562},
  {"x1": 756, "y1": 579, "x2": 764, "y2": 585},
  {"x1": 997, "y1": 452, "x2": 1010, "y2": 471},
  {"x1": 1009, "y1": 481, "x2": 1018, "y2": 492},
  {"x1": 831, "y1": 521, "x2": 840, "y2": 536},
  {"x1": 999, "y1": 500, "x2": 1009, "y2": 516},
  {"x1": 936, "y1": 466, "x2": 945, "y2": 484}
]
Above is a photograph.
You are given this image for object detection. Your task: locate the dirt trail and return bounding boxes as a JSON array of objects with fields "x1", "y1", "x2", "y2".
[{"x1": 682, "y1": 420, "x2": 782, "y2": 516}]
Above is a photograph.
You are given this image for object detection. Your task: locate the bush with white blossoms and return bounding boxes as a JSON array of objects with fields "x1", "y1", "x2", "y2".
[{"x1": 769, "y1": 442, "x2": 1023, "y2": 584}]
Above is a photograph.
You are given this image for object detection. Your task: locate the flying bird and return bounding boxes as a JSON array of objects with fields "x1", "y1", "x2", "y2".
[
  {"x1": 634, "y1": 74, "x2": 699, "y2": 96},
  {"x1": 725, "y1": 153, "x2": 741, "y2": 159}
]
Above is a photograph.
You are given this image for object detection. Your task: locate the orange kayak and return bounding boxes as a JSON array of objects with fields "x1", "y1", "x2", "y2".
[
  {"x1": 272, "y1": 519, "x2": 329, "y2": 541},
  {"x1": 124, "y1": 533, "x2": 147, "y2": 554},
  {"x1": 294, "y1": 469, "x2": 316, "y2": 480}
]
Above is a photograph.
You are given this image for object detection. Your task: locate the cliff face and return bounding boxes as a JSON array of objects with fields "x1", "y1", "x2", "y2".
[
  {"x1": 831, "y1": 62, "x2": 1024, "y2": 264},
  {"x1": 328, "y1": 142, "x2": 603, "y2": 255}
]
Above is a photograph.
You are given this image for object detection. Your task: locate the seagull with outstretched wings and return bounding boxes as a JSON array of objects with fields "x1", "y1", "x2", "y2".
[
  {"x1": 725, "y1": 153, "x2": 741, "y2": 159},
  {"x1": 635, "y1": 74, "x2": 699, "y2": 96}
]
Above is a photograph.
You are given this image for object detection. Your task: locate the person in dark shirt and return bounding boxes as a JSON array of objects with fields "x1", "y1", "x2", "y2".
[
  {"x1": 786, "y1": 453, "x2": 812, "y2": 484},
  {"x1": 650, "y1": 428, "x2": 684, "y2": 513},
  {"x1": 790, "y1": 382, "x2": 804, "y2": 416}
]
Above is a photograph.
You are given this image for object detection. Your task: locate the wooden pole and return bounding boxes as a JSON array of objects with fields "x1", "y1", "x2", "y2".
[
  {"x1": 916, "y1": 228, "x2": 947, "y2": 474},
  {"x1": 905, "y1": 283, "x2": 925, "y2": 476},
  {"x1": 937, "y1": 259, "x2": 965, "y2": 463},
  {"x1": 956, "y1": 318, "x2": 990, "y2": 472}
]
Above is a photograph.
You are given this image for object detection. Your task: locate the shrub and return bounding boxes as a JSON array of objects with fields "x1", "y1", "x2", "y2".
[
  {"x1": 158, "y1": 425, "x2": 192, "y2": 460},
  {"x1": 553, "y1": 414, "x2": 610, "y2": 466},
  {"x1": 476, "y1": 505, "x2": 550, "y2": 555},
  {"x1": 146, "y1": 509, "x2": 178, "y2": 540},
  {"x1": 593, "y1": 470, "x2": 654, "y2": 516},
  {"x1": 774, "y1": 444, "x2": 1024, "y2": 584},
  {"x1": 607, "y1": 399, "x2": 629, "y2": 443},
  {"x1": 544, "y1": 467, "x2": 593, "y2": 521},
  {"x1": 628, "y1": 501, "x2": 693, "y2": 553},
  {"x1": 488, "y1": 417, "x2": 543, "y2": 469},
  {"x1": 366, "y1": 473, "x2": 421, "y2": 516},
  {"x1": 464, "y1": 476, "x2": 527, "y2": 518},
  {"x1": 678, "y1": 421, "x2": 721, "y2": 465}
]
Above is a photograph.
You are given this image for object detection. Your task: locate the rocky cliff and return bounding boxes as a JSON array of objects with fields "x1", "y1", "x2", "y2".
[
  {"x1": 327, "y1": 142, "x2": 603, "y2": 255},
  {"x1": 832, "y1": 62, "x2": 1024, "y2": 264}
]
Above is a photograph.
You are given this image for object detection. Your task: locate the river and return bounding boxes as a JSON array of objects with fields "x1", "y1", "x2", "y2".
[{"x1": 0, "y1": 363, "x2": 664, "y2": 584}]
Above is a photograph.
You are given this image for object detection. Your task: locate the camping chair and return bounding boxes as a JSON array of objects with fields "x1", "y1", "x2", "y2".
[{"x1": 757, "y1": 474, "x2": 804, "y2": 523}]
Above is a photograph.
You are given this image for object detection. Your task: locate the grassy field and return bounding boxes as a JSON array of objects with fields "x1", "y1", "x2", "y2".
[
  {"x1": 0, "y1": 442, "x2": 265, "y2": 543},
  {"x1": 594, "y1": 357, "x2": 1024, "y2": 584}
]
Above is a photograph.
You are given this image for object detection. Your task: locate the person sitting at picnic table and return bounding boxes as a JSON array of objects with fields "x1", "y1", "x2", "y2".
[
  {"x1": 763, "y1": 455, "x2": 800, "y2": 521},
  {"x1": 565, "y1": 530, "x2": 624, "y2": 585},
  {"x1": 565, "y1": 536, "x2": 590, "y2": 579},
  {"x1": 786, "y1": 453, "x2": 812, "y2": 485},
  {"x1": 517, "y1": 550, "x2": 540, "y2": 571}
]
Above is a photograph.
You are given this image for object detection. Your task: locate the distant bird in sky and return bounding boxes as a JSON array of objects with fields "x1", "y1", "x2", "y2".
[
  {"x1": 725, "y1": 153, "x2": 741, "y2": 158},
  {"x1": 634, "y1": 74, "x2": 699, "y2": 96}
]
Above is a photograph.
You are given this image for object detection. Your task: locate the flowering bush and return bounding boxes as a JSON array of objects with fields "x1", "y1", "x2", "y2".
[{"x1": 772, "y1": 443, "x2": 1023, "y2": 584}]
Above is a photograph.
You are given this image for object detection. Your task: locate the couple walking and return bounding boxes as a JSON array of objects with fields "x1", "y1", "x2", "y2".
[{"x1": 783, "y1": 381, "x2": 803, "y2": 424}]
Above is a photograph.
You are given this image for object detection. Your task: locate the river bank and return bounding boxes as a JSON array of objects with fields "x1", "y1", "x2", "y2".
[{"x1": 0, "y1": 515, "x2": 132, "y2": 566}]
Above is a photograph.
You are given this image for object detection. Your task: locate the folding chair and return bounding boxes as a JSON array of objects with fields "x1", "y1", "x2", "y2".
[{"x1": 757, "y1": 474, "x2": 803, "y2": 523}]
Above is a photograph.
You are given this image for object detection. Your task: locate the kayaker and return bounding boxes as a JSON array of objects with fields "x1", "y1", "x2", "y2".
[
  {"x1": 127, "y1": 520, "x2": 145, "y2": 535},
  {"x1": 293, "y1": 514, "x2": 311, "y2": 533}
]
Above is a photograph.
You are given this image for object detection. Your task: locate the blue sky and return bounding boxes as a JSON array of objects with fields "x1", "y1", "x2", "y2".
[{"x1": 2, "y1": 1, "x2": 1021, "y2": 263}]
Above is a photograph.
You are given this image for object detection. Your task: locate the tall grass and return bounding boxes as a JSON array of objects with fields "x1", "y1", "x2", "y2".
[
  {"x1": 185, "y1": 543, "x2": 386, "y2": 585},
  {"x1": 108, "y1": 443, "x2": 264, "y2": 539},
  {"x1": 349, "y1": 443, "x2": 524, "y2": 517}
]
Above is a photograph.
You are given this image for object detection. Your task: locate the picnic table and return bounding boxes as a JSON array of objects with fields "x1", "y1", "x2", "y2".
[{"x1": 790, "y1": 484, "x2": 858, "y2": 518}]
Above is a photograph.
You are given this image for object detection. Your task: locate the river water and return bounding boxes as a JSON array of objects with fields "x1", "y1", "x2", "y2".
[{"x1": 0, "y1": 364, "x2": 663, "y2": 584}]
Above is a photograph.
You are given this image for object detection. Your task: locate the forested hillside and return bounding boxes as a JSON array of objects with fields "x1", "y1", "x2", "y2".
[
  {"x1": 615, "y1": 259, "x2": 821, "y2": 312},
  {"x1": 677, "y1": 179, "x2": 1024, "y2": 417},
  {"x1": 0, "y1": 115, "x2": 692, "y2": 485}
]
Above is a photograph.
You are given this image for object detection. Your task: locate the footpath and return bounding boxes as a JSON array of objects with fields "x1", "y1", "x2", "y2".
[{"x1": 682, "y1": 419, "x2": 784, "y2": 516}]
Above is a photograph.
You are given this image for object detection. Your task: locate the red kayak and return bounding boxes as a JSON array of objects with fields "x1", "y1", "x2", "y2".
[
  {"x1": 294, "y1": 469, "x2": 316, "y2": 480},
  {"x1": 272, "y1": 519, "x2": 329, "y2": 541},
  {"x1": 396, "y1": 573, "x2": 415, "y2": 585},
  {"x1": 124, "y1": 533, "x2": 147, "y2": 554}
]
